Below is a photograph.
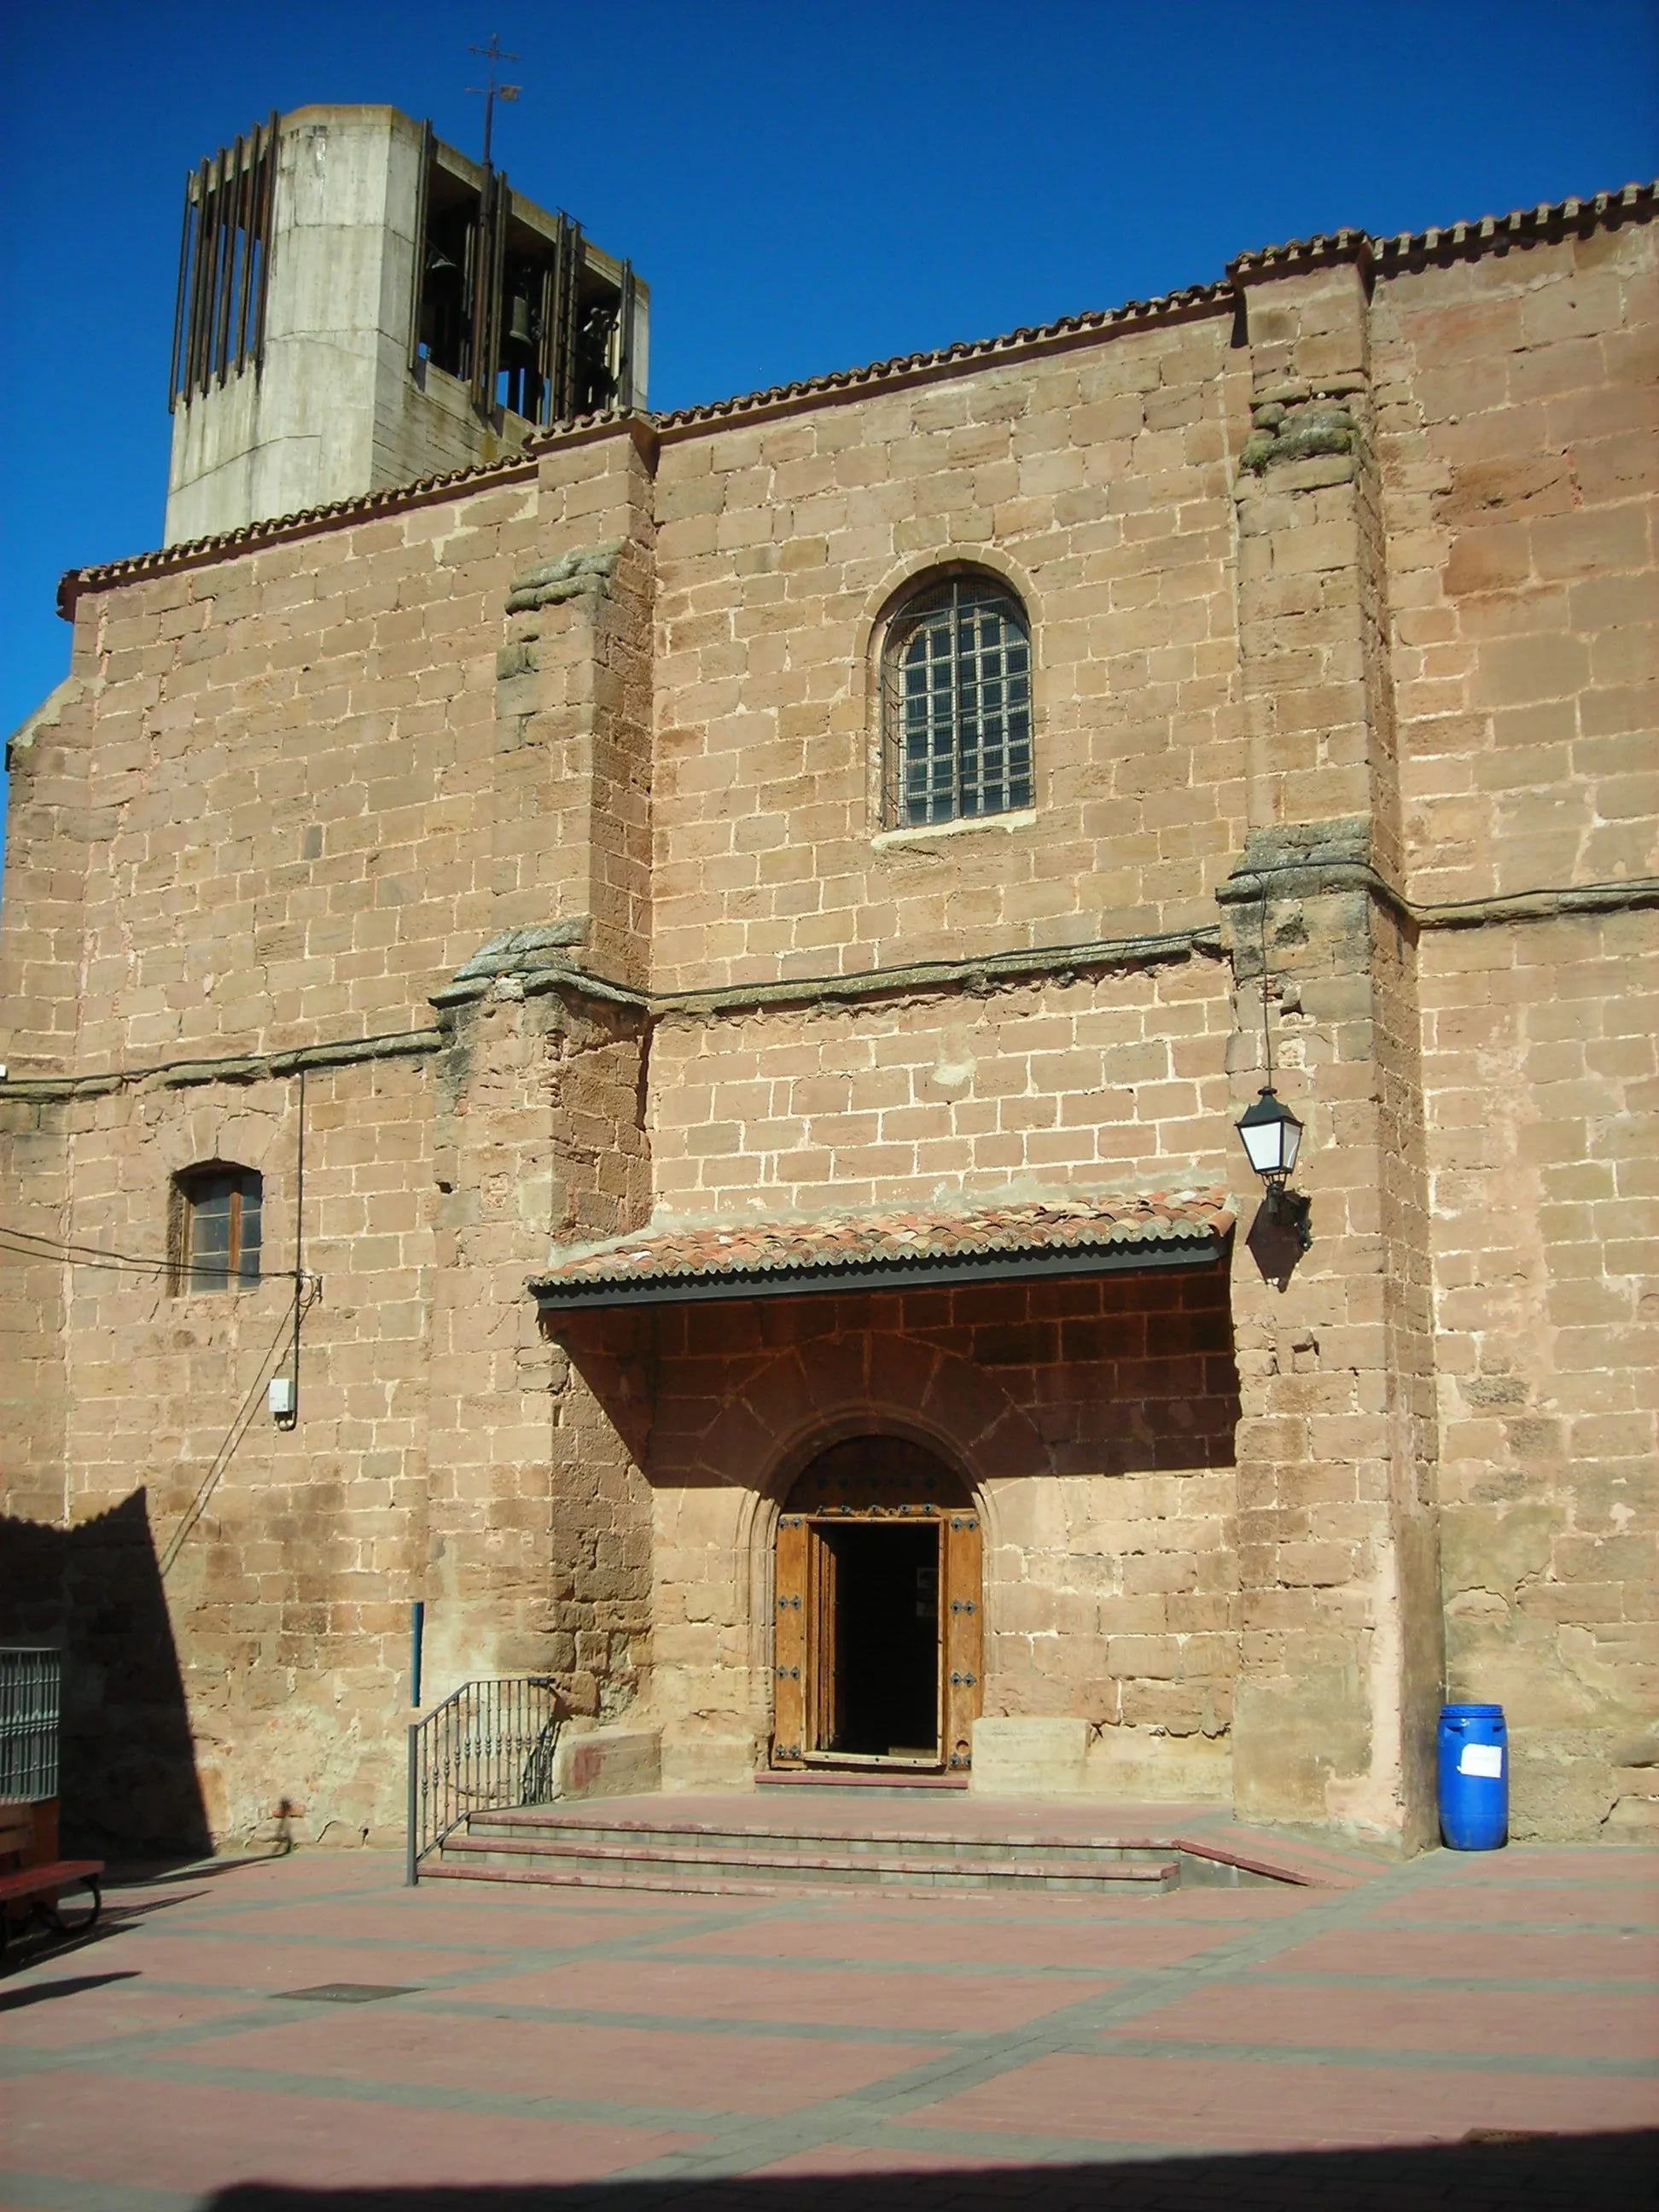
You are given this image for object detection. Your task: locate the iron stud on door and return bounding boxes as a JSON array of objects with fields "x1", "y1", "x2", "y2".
[{"x1": 771, "y1": 1512, "x2": 808, "y2": 1767}]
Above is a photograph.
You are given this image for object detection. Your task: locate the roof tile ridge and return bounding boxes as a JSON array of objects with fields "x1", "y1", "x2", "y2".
[
  {"x1": 60, "y1": 181, "x2": 1650, "y2": 608},
  {"x1": 1227, "y1": 178, "x2": 1656, "y2": 282},
  {"x1": 537, "y1": 1184, "x2": 1234, "y2": 1264},
  {"x1": 61, "y1": 446, "x2": 545, "y2": 602},
  {"x1": 520, "y1": 404, "x2": 650, "y2": 452},
  {"x1": 1368, "y1": 177, "x2": 1656, "y2": 265},
  {"x1": 644, "y1": 280, "x2": 1235, "y2": 434}
]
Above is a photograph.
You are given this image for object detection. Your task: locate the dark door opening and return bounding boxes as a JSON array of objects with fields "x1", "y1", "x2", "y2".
[
  {"x1": 771, "y1": 1436, "x2": 981, "y2": 1773},
  {"x1": 822, "y1": 1522, "x2": 940, "y2": 1759}
]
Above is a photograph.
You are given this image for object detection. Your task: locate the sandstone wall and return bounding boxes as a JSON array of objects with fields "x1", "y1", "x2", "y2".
[
  {"x1": 649, "y1": 959, "x2": 1235, "y2": 1217},
  {"x1": 1377, "y1": 215, "x2": 1655, "y2": 904},
  {"x1": 1417, "y1": 913, "x2": 1658, "y2": 1840},
  {"x1": 1376, "y1": 213, "x2": 1658, "y2": 1837},
  {"x1": 0, "y1": 1097, "x2": 70, "y2": 1528},
  {"x1": 34, "y1": 482, "x2": 531, "y2": 1065},
  {"x1": 0, "y1": 1009, "x2": 656, "y2": 1848},
  {"x1": 0, "y1": 437, "x2": 663, "y2": 1846},
  {"x1": 648, "y1": 315, "x2": 1247, "y2": 991},
  {"x1": 32, "y1": 1059, "x2": 432, "y2": 1843}
]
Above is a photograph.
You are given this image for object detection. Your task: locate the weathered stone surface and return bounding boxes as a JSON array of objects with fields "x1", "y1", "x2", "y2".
[
  {"x1": 506, "y1": 540, "x2": 624, "y2": 612},
  {"x1": 554, "y1": 1724, "x2": 662, "y2": 1801},
  {"x1": 971, "y1": 1716, "x2": 1090, "y2": 1796}
]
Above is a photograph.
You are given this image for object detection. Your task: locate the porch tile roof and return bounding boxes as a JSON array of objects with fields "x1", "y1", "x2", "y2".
[{"x1": 529, "y1": 1190, "x2": 1234, "y2": 1310}]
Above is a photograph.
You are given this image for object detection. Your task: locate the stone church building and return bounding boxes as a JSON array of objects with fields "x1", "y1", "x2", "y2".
[{"x1": 2, "y1": 107, "x2": 1653, "y2": 1854}]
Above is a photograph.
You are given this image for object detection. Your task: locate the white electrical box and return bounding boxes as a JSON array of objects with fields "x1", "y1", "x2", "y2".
[{"x1": 268, "y1": 1376, "x2": 296, "y2": 1419}]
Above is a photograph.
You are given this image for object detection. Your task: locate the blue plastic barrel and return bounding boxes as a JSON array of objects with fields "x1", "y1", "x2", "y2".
[{"x1": 1438, "y1": 1703, "x2": 1508, "y2": 1849}]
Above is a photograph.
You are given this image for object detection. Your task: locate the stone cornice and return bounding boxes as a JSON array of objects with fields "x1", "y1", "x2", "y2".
[
  {"x1": 0, "y1": 1026, "x2": 444, "y2": 1104},
  {"x1": 1226, "y1": 180, "x2": 1654, "y2": 288},
  {"x1": 433, "y1": 925, "x2": 1228, "y2": 1023},
  {"x1": 7, "y1": 875, "x2": 1654, "y2": 1102},
  {"x1": 1218, "y1": 857, "x2": 1659, "y2": 933}
]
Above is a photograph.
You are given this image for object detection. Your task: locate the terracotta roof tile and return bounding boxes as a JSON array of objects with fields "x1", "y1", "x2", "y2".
[
  {"x1": 1229, "y1": 180, "x2": 1655, "y2": 282},
  {"x1": 530, "y1": 1190, "x2": 1233, "y2": 1308},
  {"x1": 59, "y1": 179, "x2": 1653, "y2": 607},
  {"x1": 633, "y1": 284, "x2": 1232, "y2": 437}
]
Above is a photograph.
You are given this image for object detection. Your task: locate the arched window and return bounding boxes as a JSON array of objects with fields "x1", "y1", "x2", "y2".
[
  {"x1": 882, "y1": 572, "x2": 1033, "y2": 829},
  {"x1": 172, "y1": 1163, "x2": 262, "y2": 1293}
]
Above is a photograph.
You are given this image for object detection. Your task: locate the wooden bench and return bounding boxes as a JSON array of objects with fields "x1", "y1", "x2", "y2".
[{"x1": 0, "y1": 1801, "x2": 102, "y2": 1960}]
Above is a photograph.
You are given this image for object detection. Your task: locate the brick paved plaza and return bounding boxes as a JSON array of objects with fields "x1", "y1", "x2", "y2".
[{"x1": 2, "y1": 1840, "x2": 1655, "y2": 2209}]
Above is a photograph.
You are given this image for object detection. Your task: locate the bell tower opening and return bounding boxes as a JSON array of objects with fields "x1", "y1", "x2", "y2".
[
  {"x1": 164, "y1": 104, "x2": 648, "y2": 546},
  {"x1": 771, "y1": 1436, "x2": 982, "y2": 1773}
]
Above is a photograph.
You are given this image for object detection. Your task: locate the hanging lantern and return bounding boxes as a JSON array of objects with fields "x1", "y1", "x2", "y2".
[
  {"x1": 1236, "y1": 890, "x2": 1312, "y2": 1264},
  {"x1": 1237, "y1": 1084, "x2": 1312, "y2": 1259},
  {"x1": 1235, "y1": 1085, "x2": 1304, "y2": 1188}
]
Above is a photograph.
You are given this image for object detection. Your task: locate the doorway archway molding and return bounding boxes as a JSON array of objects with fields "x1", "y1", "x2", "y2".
[{"x1": 674, "y1": 1333, "x2": 1053, "y2": 1694}]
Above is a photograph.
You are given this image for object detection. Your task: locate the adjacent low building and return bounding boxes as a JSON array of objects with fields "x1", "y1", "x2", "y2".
[{"x1": 1, "y1": 113, "x2": 1653, "y2": 1853}]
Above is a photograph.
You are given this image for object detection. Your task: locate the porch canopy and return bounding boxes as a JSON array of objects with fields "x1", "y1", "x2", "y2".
[{"x1": 529, "y1": 1190, "x2": 1234, "y2": 1315}]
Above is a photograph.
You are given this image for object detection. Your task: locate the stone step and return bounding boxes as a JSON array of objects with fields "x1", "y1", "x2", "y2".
[
  {"x1": 754, "y1": 1767, "x2": 969, "y2": 1791},
  {"x1": 465, "y1": 1808, "x2": 1178, "y2": 1868},
  {"x1": 429, "y1": 1828, "x2": 1180, "y2": 1895},
  {"x1": 427, "y1": 1855, "x2": 1132, "y2": 1902}
]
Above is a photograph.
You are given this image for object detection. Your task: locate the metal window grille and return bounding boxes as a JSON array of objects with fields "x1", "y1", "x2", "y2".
[
  {"x1": 882, "y1": 576, "x2": 1033, "y2": 828},
  {"x1": 0, "y1": 1648, "x2": 61, "y2": 1803}
]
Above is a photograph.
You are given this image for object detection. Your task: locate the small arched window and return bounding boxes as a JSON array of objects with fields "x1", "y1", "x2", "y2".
[
  {"x1": 172, "y1": 1163, "x2": 262, "y2": 1294},
  {"x1": 882, "y1": 573, "x2": 1033, "y2": 829}
]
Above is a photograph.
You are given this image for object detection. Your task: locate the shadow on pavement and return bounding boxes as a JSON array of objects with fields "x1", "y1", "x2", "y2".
[
  {"x1": 209, "y1": 2133, "x2": 1659, "y2": 2211},
  {"x1": 0, "y1": 1970, "x2": 140, "y2": 2011},
  {"x1": 102, "y1": 1852, "x2": 294, "y2": 1885},
  {"x1": 0, "y1": 1876, "x2": 236, "y2": 1976}
]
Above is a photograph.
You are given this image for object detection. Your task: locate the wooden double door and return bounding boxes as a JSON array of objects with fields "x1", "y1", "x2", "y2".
[{"x1": 771, "y1": 1436, "x2": 982, "y2": 1773}]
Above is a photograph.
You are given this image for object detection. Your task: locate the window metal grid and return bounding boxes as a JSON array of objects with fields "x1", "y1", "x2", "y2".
[
  {"x1": 882, "y1": 576, "x2": 1032, "y2": 828},
  {"x1": 0, "y1": 1647, "x2": 61, "y2": 1803}
]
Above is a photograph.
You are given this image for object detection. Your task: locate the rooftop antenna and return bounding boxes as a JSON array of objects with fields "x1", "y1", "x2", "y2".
[{"x1": 468, "y1": 32, "x2": 521, "y2": 173}]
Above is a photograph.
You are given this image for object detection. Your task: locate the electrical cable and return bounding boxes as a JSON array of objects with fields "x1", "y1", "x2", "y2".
[
  {"x1": 157, "y1": 1281, "x2": 319, "y2": 1578},
  {"x1": 0, "y1": 1225, "x2": 175, "y2": 1274},
  {"x1": 8, "y1": 1183, "x2": 319, "y2": 1569},
  {"x1": 288, "y1": 1065, "x2": 306, "y2": 1420},
  {"x1": 0, "y1": 1221, "x2": 307, "y2": 1289}
]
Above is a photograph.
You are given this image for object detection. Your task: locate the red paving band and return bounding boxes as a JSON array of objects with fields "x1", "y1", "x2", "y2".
[{"x1": 2, "y1": 1840, "x2": 1655, "y2": 2210}]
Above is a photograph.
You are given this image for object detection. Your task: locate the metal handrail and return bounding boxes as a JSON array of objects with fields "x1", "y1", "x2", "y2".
[{"x1": 405, "y1": 1675, "x2": 562, "y2": 1884}]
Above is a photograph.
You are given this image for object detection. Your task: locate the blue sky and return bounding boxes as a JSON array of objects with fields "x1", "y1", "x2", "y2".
[{"x1": 2, "y1": 0, "x2": 1655, "y2": 862}]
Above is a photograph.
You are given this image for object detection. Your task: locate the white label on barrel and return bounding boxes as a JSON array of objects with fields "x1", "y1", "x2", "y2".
[{"x1": 1459, "y1": 1743, "x2": 1504, "y2": 1778}]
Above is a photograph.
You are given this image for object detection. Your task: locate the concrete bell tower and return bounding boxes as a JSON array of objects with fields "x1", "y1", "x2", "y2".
[{"x1": 164, "y1": 104, "x2": 649, "y2": 545}]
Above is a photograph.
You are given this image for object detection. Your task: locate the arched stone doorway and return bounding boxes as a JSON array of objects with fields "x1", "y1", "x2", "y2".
[{"x1": 771, "y1": 1435, "x2": 982, "y2": 1774}]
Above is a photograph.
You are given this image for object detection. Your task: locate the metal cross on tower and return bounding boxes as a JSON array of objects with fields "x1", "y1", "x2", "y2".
[{"x1": 468, "y1": 33, "x2": 521, "y2": 173}]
